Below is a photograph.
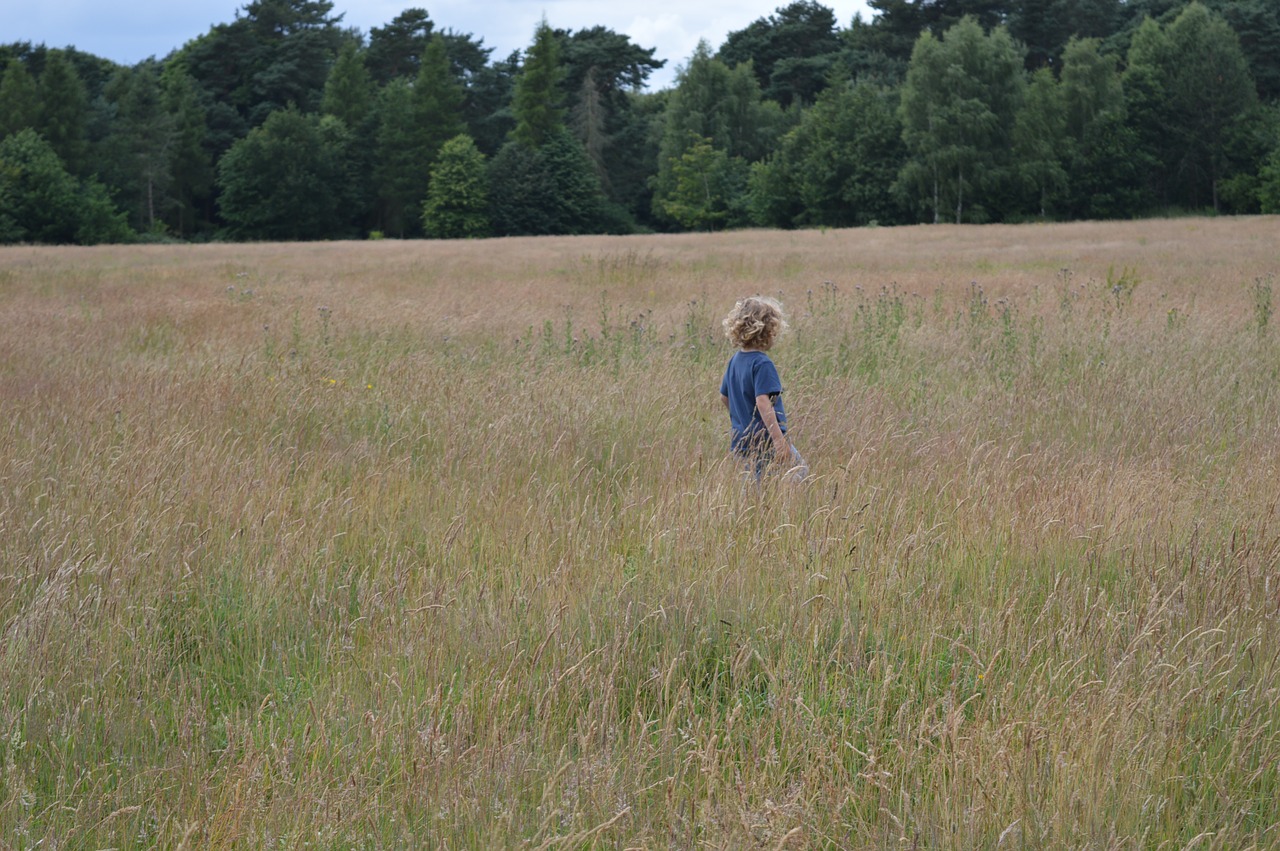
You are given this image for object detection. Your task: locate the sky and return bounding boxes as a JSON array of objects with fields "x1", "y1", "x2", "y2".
[{"x1": 7, "y1": 0, "x2": 876, "y2": 90}]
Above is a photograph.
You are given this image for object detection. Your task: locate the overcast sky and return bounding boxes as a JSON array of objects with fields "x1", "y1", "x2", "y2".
[{"x1": 9, "y1": 0, "x2": 875, "y2": 89}]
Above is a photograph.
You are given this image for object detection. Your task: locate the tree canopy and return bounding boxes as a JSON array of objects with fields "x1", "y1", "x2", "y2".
[{"x1": 1, "y1": 0, "x2": 1278, "y2": 244}]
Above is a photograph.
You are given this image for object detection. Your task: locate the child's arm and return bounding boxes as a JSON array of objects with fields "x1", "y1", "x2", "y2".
[
  {"x1": 754, "y1": 394, "x2": 790, "y2": 463},
  {"x1": 720, "y1": 393, "x2": 729, "y2": 410}
]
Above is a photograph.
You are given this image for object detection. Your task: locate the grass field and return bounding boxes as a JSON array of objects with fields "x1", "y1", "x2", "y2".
[{"x1": 1, "y1": 217, "x2": 1279, "y2": 848}]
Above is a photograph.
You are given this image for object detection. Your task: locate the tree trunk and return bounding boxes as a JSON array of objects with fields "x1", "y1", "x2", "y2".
[{"x1": 932, "y1": 161, "x2": 940, "y2": 225}]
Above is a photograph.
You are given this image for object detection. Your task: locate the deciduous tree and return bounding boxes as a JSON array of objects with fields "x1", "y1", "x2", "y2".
[
  {"x1": 422, "y1": 134, "x2": 489, "y2": 238},
  {"x1": 1014, "y1": 68, "x2": 1067, "y2": 217},
  {"x1": 1125, "y1": 2, "x2": 1257, "y2": 210},
  {"x1": 217, "y1": 107, "x2": 356, "y2": 240},
  {"x1": 0, "y1": 128, "x2": 130, "y2": 244},
  {"x1": 897, "y1": 17, "x2": 1025, "y2": 223},
  {"x1": 653, "y1": 42, "x2": 783, "y2": 226}
]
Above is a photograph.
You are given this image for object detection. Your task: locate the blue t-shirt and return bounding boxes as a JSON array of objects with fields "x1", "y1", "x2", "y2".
[{"x1": 720, "y1": 349, "x2": 787, "y2": 453}]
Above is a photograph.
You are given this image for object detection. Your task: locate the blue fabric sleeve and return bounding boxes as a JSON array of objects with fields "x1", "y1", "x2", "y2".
[{"x1": 752, "y1": 356, "x2": 782, "y2": 398}]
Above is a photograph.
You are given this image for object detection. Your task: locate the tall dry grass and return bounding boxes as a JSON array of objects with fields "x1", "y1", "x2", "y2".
[{"x1": 1, "y1": 218, "x2": 1279, "y2": 848}]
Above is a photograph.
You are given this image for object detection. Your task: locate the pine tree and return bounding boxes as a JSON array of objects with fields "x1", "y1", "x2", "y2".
[
  {"x1": 0, "y1": 58, "x2": 40, "y2": 139},
  {"x1": 540, "y1": 128, "x2": 608, "y2": 233},
  {"x1": 511, "y1": 19, "x2": 566, "y2": 148},
  {"x1": 322, "y1": 41, "x2": 374, "y2": 129},
  {"x1": 106, "y1": 64, "x2": 174, "y2": 233},
  {"x1": 414, "y1": 35, "x2": 465, "y2": 168},
  {"x1": 161, "y1": 63, "x2": 213, "y2": 237},
  {"x1": 37, "y1": 51, "x2": 90, "y2": 176},
  {"x1": 366, "y1": 8, "x2": 434, "y2": 83},
  {"x1": 372, "y1": 79, "x2": 421, "y2": 236}
]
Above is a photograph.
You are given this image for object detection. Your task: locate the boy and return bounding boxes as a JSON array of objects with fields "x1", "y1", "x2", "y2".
[{"x1": 719, "y1": 296, "x2": 807, "y2": 481}]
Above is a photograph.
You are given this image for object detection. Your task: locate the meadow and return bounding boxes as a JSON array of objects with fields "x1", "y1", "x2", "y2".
[{"x1": 1, "y1": 217, "x2": 1278, "y2": 849}]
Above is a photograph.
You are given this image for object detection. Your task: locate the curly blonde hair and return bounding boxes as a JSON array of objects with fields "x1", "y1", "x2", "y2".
[{"x1": 722, "y1": 296, "x2": 787, "y2": 350}]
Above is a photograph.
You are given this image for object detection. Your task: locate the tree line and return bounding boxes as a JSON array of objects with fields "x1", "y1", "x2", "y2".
[{"x1": 2, "y1": 0, "x2": 1278, "y2": 244}]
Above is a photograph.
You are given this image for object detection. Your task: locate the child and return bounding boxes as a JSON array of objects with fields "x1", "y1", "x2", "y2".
[{"x1": 719, "y1": 296, "x2": 807, "y2": 482}]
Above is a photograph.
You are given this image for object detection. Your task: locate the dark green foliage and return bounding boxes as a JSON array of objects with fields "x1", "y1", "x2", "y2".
[
  {"x1": 511, "y1": 20, "x2": 566, "y2": 148},
  {"x1": 798, "y1": 82, "x2": 906, "y2": 227},
  {"x1": 555, "y1": 27, "x2": 665, "y2": 225},
  {"x1": 560, "y1": 26, "x2": 664, "y2": 96},
  {"x1": 1063, "y1": 111, "x2": 1155, "y2": 218},
  {"x1": 322, "y1": 41, "x2": 374, "y2": 129},
  {"x1": 1125, "y1": 3, "x2": 1258, "y2": 210},
  {"x1": 652, "y1": 43, "x2": 783, "y2": 226},
  {"x1": 1214, "y1": 0, "x2": 1280, "y2": 103},
  {"x1": 0, "y1": 128, "x2": 131, "y2": 244},
  {"x1": 464, "y1": 50, "x2": 518, "y2": 156},
  {"x1": 178, "y1": 0, "x2": 343, "y2": 132},
  {"x1": 488, "y1": 128, "x2": 609, "y2": 236},
  {"x1": 750, "y1": 81, "x2": 907, "y2": 228},
  {"x1": 0, "y1": 58, "x2": 39, "y2": 138},
  {"x1": 422, "y1": 135, "x2": 489, "y2": 238},
  {"x1": 1110, "y1": 0, "x2": 1279, "y2": 103},
  {"x1": 372, "y1": 79, "x2": 419, "y2": 237},
  {"x1": 367, "y1": 43, "x2": 465, "y2": 239},
  {"x1": 6, "y1": 0, "x2": 1280, "y2": 241},
  {"x1": 216, "y1": 108, "x2": 357, "y2": 240},
  {"x1": 161, "y1": 64, "x2": 214, "y2": 238},
  {"x1": 1216, "y1": 105, "x2": 1280, "y2": 214},
  {"x1": 531, "y1": 127, "x2": 614, "y2": 233},
  {"x1": 239, "y1": 0, "x2": 345, "y2": 124},
  {"x1": 0, "y1": 128, "x2": 84, "y2": 242},
  {"x1": 656, "y1": 134, "x2": 749, "y2": 230},
  {"x1": 486, "y1": 140, "x2": 552, "y2": 235},
  {"x1": 1007, "y1": 0, "x2": 1121, "y2": 69},
  {"x1": 897, "y1": 18, "x2": 1026, "y2": 223},
  {"x1": 1014, "y1": 68, "x2": 1068, "y2": 216},
  {"x1": 99, "y1": 63, "x2": 174, "y2": 233},
  {"x1": 365, "y1": 8, "x2": 433, "y2": 83},
  {"x1": 37, "y1": 51, "x2": 89, "y2": 176},
  {"x1": 838, "y1": 17, "x2": 903, "y2": 87},
  {"x1": 557, "y1": 26, "x2": 663, "y2": 226},
  {"x1": 320, "y1": 43, "x2": 377, "y2": 233},
  {"x1": 719, "y1": 1, "x2": 843, "y2": 107},
  {"x1": 671, "y1": 47, "x2": 784, "y2": 164},
  {"x1": 1260, "y1": 146, "x2": 1280, "y2": 213},
  {"x1": 1058, "y1": 37, "x2": 1123, "y2": 141},
  {"x1": 415, "y1": 35, "x2": 466, "y2": 160}
]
